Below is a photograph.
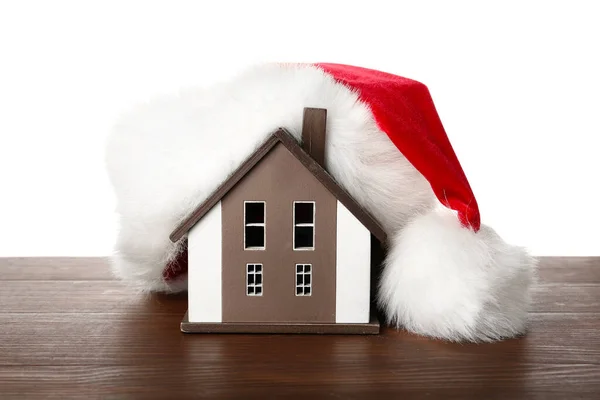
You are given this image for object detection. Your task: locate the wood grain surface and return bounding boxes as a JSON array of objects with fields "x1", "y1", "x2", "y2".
[{"x1": 0, "y1": 257, "x2": 599, "y2": 399}]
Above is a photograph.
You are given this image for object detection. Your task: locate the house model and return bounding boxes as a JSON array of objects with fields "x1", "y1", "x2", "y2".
[{"x1": 170, "y1": 108, "x2": 387, "y2": 334}]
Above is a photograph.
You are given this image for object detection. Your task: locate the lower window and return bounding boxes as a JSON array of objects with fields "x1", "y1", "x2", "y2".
[
  {"x1": 247, "y1": 264, "x2": 263, "y2": 296},
  {"x1": 295, "y1": 264, "x2": 312, "y2": 296}
]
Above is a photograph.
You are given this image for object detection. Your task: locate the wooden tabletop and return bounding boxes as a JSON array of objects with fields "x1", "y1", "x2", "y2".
[{"x1": 1, "y1": 257, "x2": 599, "y2": 399}]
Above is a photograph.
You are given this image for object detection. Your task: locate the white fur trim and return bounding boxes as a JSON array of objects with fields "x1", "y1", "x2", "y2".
[
  {"x1": 378, "y1": 206, "x2": 537, "y2": 342},
  {"x1": 112, "y1": 254, "x2": 188, "y2": 294},
  {"x1": 105, "y1": 63, "x2": 434, "y2": 292}
]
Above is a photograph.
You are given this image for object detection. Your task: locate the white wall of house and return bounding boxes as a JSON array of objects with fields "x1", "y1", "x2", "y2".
[
  {"x1": 188, "y1": 202, "x2": 222, "y2": 323},
  {"x1": 335, "y1": 201, "x2": 371, "y2": 324}
]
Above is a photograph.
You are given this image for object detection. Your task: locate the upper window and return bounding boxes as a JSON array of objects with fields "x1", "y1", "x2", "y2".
[
  {"x1": 293, "y1": 201, "x2": 315, "y2": 250},
  {"x1": 244, "y1": 201, "x2": 265, "y2": 250}
]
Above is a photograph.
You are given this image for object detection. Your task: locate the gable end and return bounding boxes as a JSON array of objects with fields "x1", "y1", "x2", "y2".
[{"x1": 169, "y1": 129, "x2": 387, "y2": 244}]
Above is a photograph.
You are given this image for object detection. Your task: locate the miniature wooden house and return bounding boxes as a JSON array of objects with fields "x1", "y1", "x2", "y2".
[{"x1": 170, "y1": 108, "x2": 386, "y2": 334}]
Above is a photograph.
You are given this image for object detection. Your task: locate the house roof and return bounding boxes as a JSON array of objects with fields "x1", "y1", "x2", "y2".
[{"x1": 169, "y1": 129, "x2": 387, "y2": 244}]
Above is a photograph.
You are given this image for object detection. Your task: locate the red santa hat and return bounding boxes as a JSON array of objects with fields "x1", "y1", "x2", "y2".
[{"x1": 106, "y1": 62, "x2": 536, "y2": 342}]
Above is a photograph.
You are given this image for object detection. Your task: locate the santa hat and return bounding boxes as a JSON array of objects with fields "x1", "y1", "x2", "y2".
[{"x1": 105, "y1": 62, "x2": 536, "y2": 342}]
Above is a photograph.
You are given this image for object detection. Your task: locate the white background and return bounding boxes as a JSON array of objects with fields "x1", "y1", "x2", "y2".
[{"x1": 1, "y1": 0, "x2": 598, "y2": 256}]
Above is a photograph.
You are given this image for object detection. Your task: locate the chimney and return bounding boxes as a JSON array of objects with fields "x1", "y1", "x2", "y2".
[{"x1": 301, "y1": 107, "x2": 327, "y2": 166}]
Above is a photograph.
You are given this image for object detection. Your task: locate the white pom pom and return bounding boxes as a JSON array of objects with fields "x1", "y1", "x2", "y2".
[{"x1": 378, "y1": 206, "x2": 537, "y2": 342}]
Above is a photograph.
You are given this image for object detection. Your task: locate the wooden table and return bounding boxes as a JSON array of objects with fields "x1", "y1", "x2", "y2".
[{"x1": 0, "y1": 257, "x2": 598, "y2": 399}]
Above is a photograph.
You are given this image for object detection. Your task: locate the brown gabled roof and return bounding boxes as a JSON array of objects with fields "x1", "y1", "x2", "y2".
[{"x1": 169, "y1": 129, "x2": 387, "y2": 244}]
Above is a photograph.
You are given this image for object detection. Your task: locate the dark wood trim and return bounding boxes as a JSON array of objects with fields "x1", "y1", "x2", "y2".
[
  {"x1": 181, "y1": 311, "x2": 380, "y2": 334},
  {"x1": 169, "y1": 127, "x2": 387, "y2": 244},
  {"x1": 301, "y1": 108, "x2": 327, "y2": 166},
  {"x1": 169, "y1": 135, "x2": 281, "y2": 242}
]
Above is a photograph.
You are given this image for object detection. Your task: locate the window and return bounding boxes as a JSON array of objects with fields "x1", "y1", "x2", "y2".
[
  {"x1": 246, "y1": 264, "x2": 263, "y2": 296},
  {"x1": 293, "y1": 201, "x2": 315, "y2": 250},
  {"x1": 295, "y1": 264, "x2": 312, "y2": 296},
  {"x1": 244, "y1": 201, "x2": 265, "y2": 250}
]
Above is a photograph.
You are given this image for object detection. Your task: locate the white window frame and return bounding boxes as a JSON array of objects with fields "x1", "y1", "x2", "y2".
[
  {"x1": 246, "y1": 263, "x2": 263, "y2": 296},
  {"x1": 244, "y1": 201, "x2": 266, "y2": 250},
  {"x1": 295, "y1": 264, "x2": 312, "y2": 296},
  {"x1": 293, "y1": 201, "x2": 315, "y2": 251}
]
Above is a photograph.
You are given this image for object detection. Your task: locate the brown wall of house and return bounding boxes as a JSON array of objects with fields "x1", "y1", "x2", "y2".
[{"x1": 221, "y1": 143, "x2": 337, "y2": 323}]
